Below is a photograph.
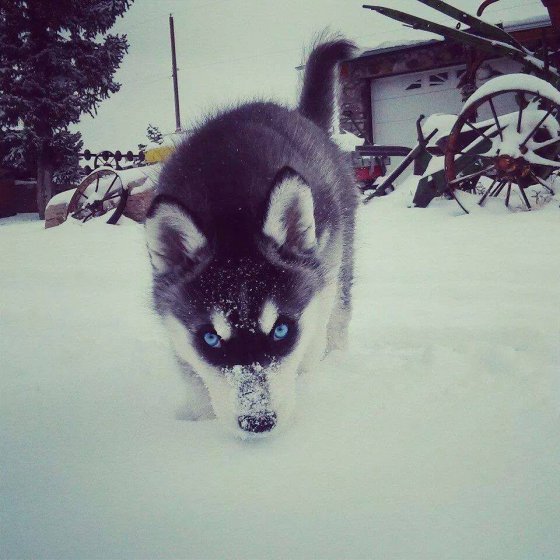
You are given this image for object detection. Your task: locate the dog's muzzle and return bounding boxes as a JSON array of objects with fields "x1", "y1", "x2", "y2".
[{"x1": 225, "y1": 364, "x2": 278, "y2": 434}]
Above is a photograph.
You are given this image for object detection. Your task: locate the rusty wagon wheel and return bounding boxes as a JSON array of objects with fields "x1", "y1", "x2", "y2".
[
  {"x1": 444, "y1": 74, "x2": 560, "y2": 213},
  {"x1": 67, "y1": 168, "x2": 129, "y2": 224}
]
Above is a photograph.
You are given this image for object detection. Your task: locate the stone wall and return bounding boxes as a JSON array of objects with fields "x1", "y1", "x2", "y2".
[{"x1": 339, "y1": 41, "x2": 465, "y2": 141}]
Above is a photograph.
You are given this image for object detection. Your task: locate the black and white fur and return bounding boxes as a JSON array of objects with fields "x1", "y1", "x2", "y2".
[{"x1": 145, "y1": 39, "x2": 357, "y2": 438}]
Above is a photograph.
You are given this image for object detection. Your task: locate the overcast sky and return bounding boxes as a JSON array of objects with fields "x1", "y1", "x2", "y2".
[{"x1": 75, "y1": 0, "x2": 547, "y2": 151}]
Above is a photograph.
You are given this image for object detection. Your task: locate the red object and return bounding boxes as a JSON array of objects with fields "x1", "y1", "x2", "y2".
[
  {"x1": 0, "y1": 178, "x2": 17, "y2": 217},
  {"x1": 355, "y1": 164, "x2": 384, "y2": 182},
  {"x1": 371, "y1": 164, "x2": 383, "y2": 178},
  {"x1": 355, "y1": 166, "x2": 371, "y2": 181}
]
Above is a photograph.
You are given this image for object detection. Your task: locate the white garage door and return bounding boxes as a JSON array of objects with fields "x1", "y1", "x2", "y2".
[{"x1": 370, "y1": 59, "x2": 522, "y2": 149}]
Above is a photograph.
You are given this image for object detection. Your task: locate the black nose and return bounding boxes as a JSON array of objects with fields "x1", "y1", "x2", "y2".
[{"x1": 238, "y1": 412, "x2": 277, "y2": 433}]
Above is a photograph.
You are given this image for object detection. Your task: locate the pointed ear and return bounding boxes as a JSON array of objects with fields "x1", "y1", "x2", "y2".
[
  {"x1": 263, "y1": 168, "x2": 317, "y2": 255},
  {"x1": 145, "y1": 196, "x2": 209, "y2": 273}
]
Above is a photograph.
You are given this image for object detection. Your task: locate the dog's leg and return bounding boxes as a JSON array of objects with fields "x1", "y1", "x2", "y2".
[
  {"x1": 298, "y1": 281, "x2": 340, "y2": 372},
  {"x1": 175, "y1": 364, "x2": 216, "y2": 421},
  {"x1": 326, "y1": 228, "x2": 355, "y2": 353},
  {"x1": 326, "y1": 287, "x2": 351, "y2": 353}
]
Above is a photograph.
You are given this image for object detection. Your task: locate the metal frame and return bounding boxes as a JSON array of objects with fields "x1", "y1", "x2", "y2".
[{"x1": 359, "y1": 0, "x2": 560, "y2": 211}]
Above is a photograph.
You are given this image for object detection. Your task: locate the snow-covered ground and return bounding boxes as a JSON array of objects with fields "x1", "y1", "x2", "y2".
[{"x1": 1, "y1": 186, "x2": 559, "y2": 559}]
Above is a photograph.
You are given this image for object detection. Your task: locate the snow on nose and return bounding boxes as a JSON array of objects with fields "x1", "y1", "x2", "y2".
[
  {"x1": 224, "y1": 364, "x2": 278, "y2": 431},
  {"x1": 238, "y1": 412, "x2": 277, "y2": 433}
]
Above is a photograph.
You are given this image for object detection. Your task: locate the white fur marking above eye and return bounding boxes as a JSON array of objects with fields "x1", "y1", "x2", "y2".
[
  {"x1": 145, "y1": 201, "x2": 207, "y2": 272},
  {"x1": 259, "y1": 300, "x2": 278, "y2": 334},
  {"x1": 263, "y1": 174, "x2": 316, "y2": 252},
  {"x1": 211, "y1": 311, "x2": 233, "y2": 340}
]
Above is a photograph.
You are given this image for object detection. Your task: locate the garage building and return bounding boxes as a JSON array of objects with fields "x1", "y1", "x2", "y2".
[{"x1": 339, "y1": 14, "x2": 558, "y2": 151}]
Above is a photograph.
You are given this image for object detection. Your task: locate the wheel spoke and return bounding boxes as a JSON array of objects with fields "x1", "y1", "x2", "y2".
[
  {"x1": 518, "y1": 185, "x2": 532, "y2": 210},
  {"x1": 452, "y1": 122, "x2": 504, "y2": 164},
  {"x1": 105, "y1": 175, "x2": 118, "y2": 197},
  {"x1": 519, "y1": 106, "x2": 555, "y2": 149},
  {"x1": 515, "y1": 92, "x2": 526, "y2": 133},
  {"x1": 530, "y1": 171, "x2": 555, "y2": 194},
  {"x1": 492, "y1": 181, "x2": 506, "y2": 197},
  {"x1": 454, "y1": 153, "x2": 492, "y2": 175},
  {"x1": 463, "y1": 119, "x2": 494, "y2": 144},
  {"x1": 101, "y1": 190, "x2": 123, "y2": 203},
  {"x1": 455, "y1": 156, "x2": 494, "y2": 179},
  {"x1": 488, "y1": 98, "x2": 503, "y2": 141},
  {"x1": 455, "y1": 151, "x2": 493, "y2": 159},
  {"x1": 505, "y1": 182, "x2": 512, "y2": 207},
  {"x1": 448, "y1": 164, "x2": 495, "y2": 186},
  {"x1": 478, "y1": 178, "x2": 499, "y2": 206}
]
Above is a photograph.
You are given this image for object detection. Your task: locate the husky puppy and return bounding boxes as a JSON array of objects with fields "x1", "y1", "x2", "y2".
[{"x1": 145, "y1": 40, "x2": 357, "y2": 438}]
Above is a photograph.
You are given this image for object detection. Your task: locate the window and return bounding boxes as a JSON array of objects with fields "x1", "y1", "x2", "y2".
[
  {"x1": 405, "y1": 78, "x2": 422, "y2": 91},
  {"x1": 429, "y1": 72, "x2": 448, "y2": 86}
]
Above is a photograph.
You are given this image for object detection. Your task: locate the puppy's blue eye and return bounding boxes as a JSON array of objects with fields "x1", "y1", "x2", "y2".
[
  {"x1": 273, "y1": 323, "x2": 289, "y2": 341},
  {"x1": 203, "y1": 332, "x2": 221, "y2": 348}
]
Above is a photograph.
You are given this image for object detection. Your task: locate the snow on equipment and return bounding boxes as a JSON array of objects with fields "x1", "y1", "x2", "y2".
[
  {"x1": 44, "y1": 136, "x2": 179, "y2": 228},
  {"x1": 44, "y1": 165, "x2": 160, "y2": 228},
  {"x1": 68, "y1": 167, "x2": 130, "y2": 224},
  {"x1": 362, "y1": 0, "x2": 560, "y2": 212}
]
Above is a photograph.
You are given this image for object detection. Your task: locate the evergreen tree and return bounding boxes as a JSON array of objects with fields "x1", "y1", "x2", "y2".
[
  {"x1": 0, "y1": 0, "x2": 133, "y2": 217},
  {"x1": 146, "y1": 123, "x2": 164, "y2": 145}
]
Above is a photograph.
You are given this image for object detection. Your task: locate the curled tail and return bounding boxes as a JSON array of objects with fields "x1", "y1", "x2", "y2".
[{"x1": 299, "y1": 38, "x2": 355, "y2": 131}]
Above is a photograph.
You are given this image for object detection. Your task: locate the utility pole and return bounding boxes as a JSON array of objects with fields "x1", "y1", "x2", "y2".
[{"x1": 169, "y1": 14, "x2": 182, "y2": 132}]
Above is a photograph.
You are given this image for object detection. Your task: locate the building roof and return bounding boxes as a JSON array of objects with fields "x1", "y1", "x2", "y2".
[{"x1": 355, "y1": 12, "x2": 551, "y2": 60}]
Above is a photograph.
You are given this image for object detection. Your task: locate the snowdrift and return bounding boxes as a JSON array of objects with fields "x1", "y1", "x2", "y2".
[{"x1": 1, "y1": 190, "x2": 559, "y2": 559}]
